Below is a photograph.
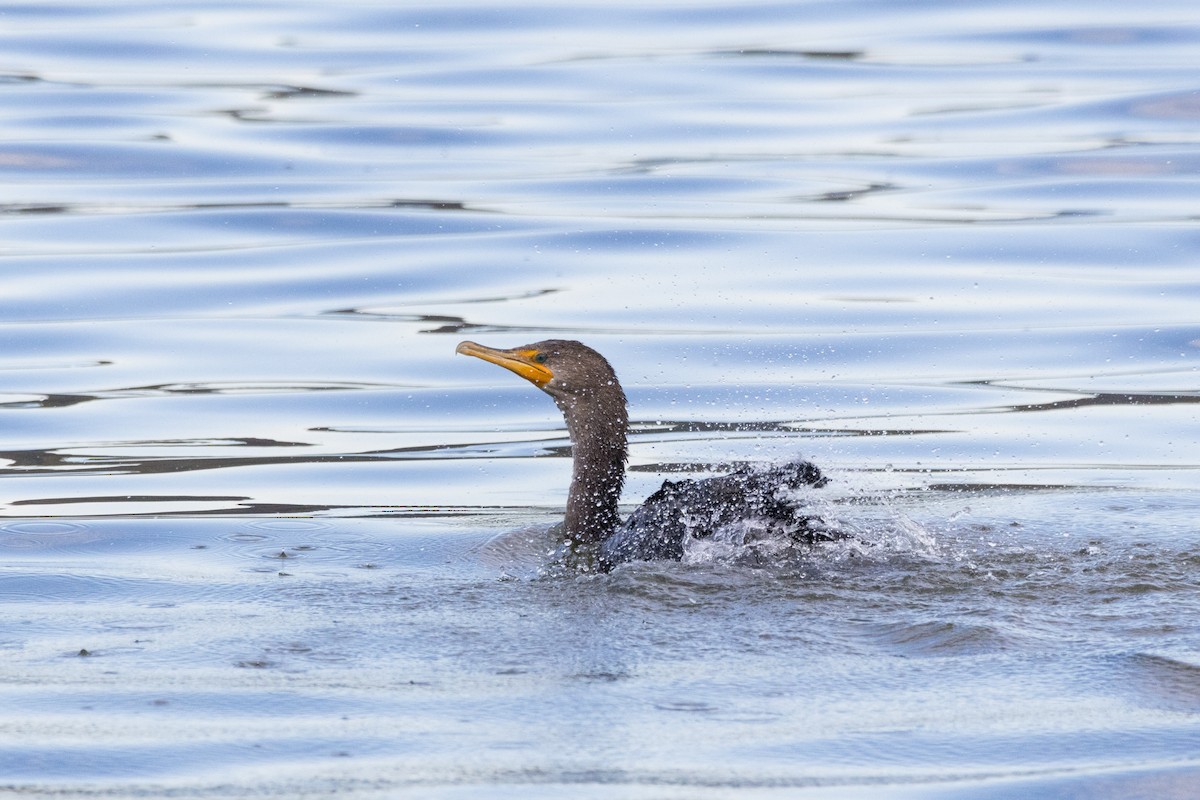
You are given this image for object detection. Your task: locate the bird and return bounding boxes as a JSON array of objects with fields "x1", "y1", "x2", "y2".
[{"x1": 456, "y1": 339, "x2": 832, "y2": 571}]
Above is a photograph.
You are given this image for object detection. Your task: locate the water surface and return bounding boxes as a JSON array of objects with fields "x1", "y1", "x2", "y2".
[{"x1": 1, "y1": 1, "x2": 1199, "y2": 797}]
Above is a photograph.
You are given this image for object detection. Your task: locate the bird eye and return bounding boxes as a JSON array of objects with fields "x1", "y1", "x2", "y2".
[{"x1": 534, "y1": 353, "x2": 548, "y2": 364}]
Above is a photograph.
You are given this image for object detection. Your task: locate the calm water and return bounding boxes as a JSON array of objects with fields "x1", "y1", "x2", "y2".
[{"x1": 2, "y1": 0, "x2": 1199, "y2": 797}]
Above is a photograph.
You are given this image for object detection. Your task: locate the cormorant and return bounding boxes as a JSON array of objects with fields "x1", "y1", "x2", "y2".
[{"x1": 456, "y1": 339, "x2": 831, "y2": 570}]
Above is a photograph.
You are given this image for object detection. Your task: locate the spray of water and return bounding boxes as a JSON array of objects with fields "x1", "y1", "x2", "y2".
[{"x1": 680, "y1": 468, "x2": 946, "y2": 567}]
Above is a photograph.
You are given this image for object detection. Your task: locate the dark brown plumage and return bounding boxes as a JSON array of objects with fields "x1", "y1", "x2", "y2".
[{"x1": 456, "y1": 339, "x2": 830, "y2": 570}]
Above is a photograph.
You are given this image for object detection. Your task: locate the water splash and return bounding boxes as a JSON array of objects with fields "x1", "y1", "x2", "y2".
[{"x1": 676, "y1": 474, "x2": 944, "y2": 567}]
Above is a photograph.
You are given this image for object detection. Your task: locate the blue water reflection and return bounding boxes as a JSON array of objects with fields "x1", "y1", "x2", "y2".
[{"x1": 0, "y1": 0, "x2": 1198, "y2": 796}]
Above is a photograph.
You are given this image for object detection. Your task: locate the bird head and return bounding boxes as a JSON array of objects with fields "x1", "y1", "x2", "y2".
[{"x1": 455, "y1": 339, "x2": 623, "y2": 406}]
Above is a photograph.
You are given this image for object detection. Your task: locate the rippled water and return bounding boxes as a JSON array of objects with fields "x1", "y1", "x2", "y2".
[{"x1": 2, "y1": 1, "x2": 1199, "y2": 797}]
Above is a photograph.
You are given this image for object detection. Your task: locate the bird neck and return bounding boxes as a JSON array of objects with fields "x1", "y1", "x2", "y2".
[{"x1": 558, "y1": 393, "x2": 628, "y2": 546}]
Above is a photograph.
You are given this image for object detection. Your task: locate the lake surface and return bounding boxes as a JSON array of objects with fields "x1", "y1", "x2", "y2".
[{"x1": 1, "y1": 0, "x2": 1199, "y2": 797}]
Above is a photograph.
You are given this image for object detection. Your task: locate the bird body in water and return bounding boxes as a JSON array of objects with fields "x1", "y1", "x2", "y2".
[{"x1": 456, "y1": 339, "x2": 831, "y2": 570}]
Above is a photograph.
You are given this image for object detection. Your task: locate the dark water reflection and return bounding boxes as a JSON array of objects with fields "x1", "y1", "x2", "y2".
[{"x1": 1, "y1": 0, "x2": 1199, "y2": 797}]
